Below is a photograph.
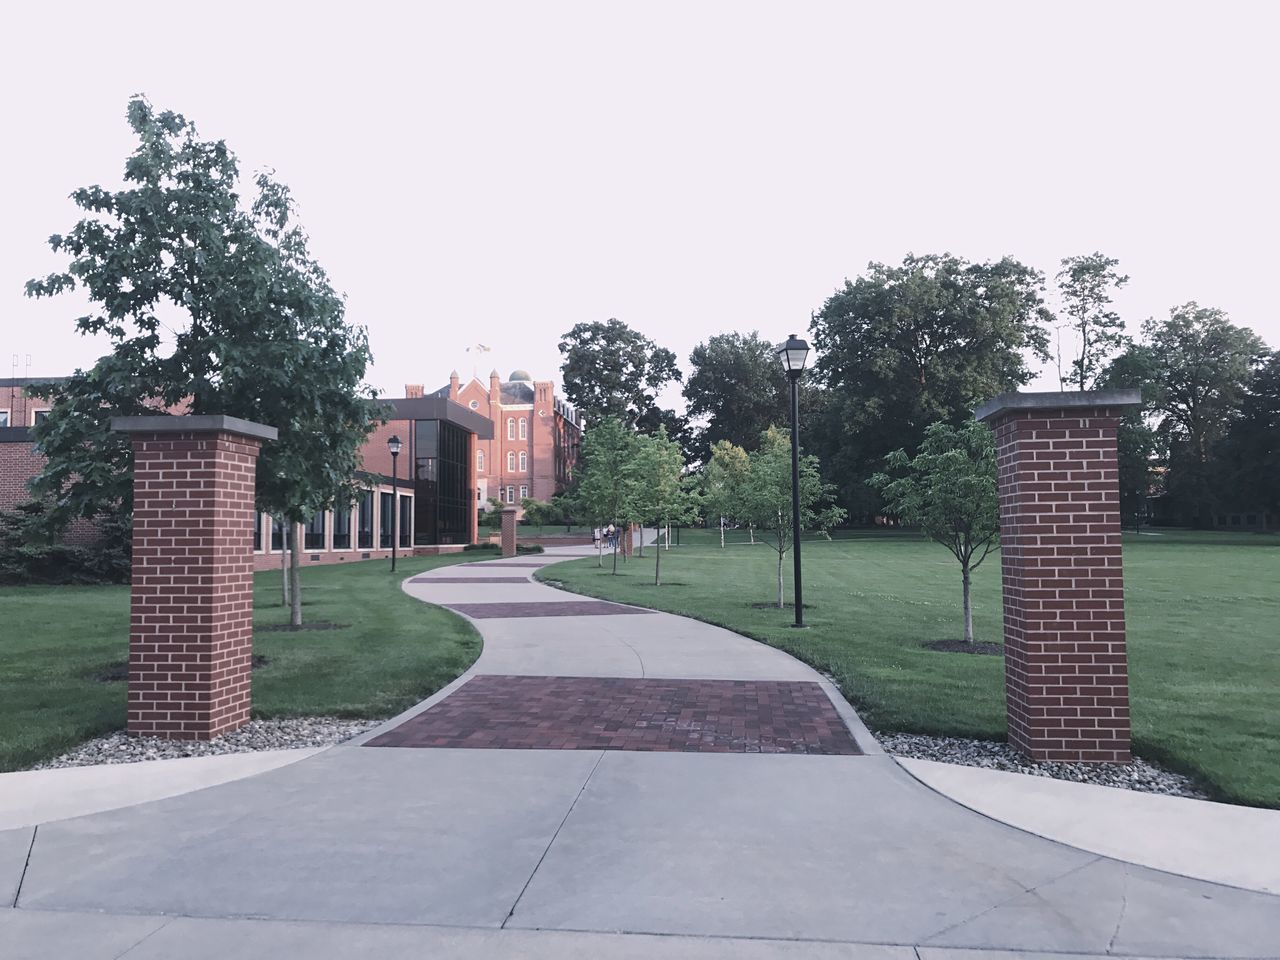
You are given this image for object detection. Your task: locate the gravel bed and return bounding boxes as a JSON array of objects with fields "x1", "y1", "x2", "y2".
[
  {"x1": 34, "y1": 717, "x2": 383, "y2": 769},
  {"x1": 879, "y1": 731, "x2": 1209, "y2": 799}
]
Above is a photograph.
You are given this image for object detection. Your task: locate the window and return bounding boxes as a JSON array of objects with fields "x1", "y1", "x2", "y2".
[
  {"x1": 518, "y1": 451, "x2": 527, "y2": 472},
  {"x1": 253, "y1": 512, "x2": 263, "y2": 552},
  {"x1": 506, "y1": 485, "x2": 515, "y2": 503},
  {"x1": 507, "y1": 418, "x2": 515, "y2": 440},
  {"x1": 469, "y1": 399, "x2": 479, "y2": 409},
  {"x1": 32, "y1": 409, "x2": 51, "y2": 425},
  {"x1": 380, "y1": 492, "x2": 395, "y2": 548},
  {"x1": 333, "y1": 504, "x2": 352, "y2": 550},
  {"x1": 507, "y1": 451, "x2": 515, "y2": 471},
  {"x1": 304, "y1": 512, "x2": 327, "y2": 551},
  {"x1": 357, "y1": 491, "x2": 374, "y2": 549},
  {"x1": 0, "y1": 410, "x2": 9, "y2": 427},
  {"x1": 399, "y1": 496, "x2": 412, "y2": 548},
  {"x1": 520, "y1": 484, "x2": 528, "y2": 500},
  {"x1": 519, "y1": 417, "x2": 527, "y2": 440},
  {"x1": 271, "y1": 518, "x2": 286, "y2": 552},
  {"x1": 477, "y1": 449, "x2": 485, "y2": 472}
]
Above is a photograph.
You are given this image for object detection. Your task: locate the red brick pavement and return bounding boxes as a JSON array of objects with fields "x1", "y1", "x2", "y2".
[
  {"x1": 409, "y1": 576, "x2": 532, "y2": 584},
  {"x1": 364, "y1": 675, "x2": 860, "y2": 755},
  {"x1": 444, "y1": 601, "x2": 652, "y2": 619}
]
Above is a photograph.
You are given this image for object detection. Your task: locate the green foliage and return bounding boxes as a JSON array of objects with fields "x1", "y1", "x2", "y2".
[
  {"x1": 1055, "y1": 252, "x2": 1129, "y2": 390},
  {"x1": 631, "y1": 428, "x2": 697, "y2": 585},
  {"x1": 515, "y1": 543, "x2": 546, "y2": 555},
  {"x1": 571, "y1": 418, "x2": 640, "y2": 527},
  {"x1": 1223, "y1": 352, "x2": 1280, "y2": 520},
  {"x1": 809, "y1": 252, "x2": 1051, "y2": 519},
  {"x1": 520, "y1": 498, "x2": 554, "y2": 531},
  {"x1": 700, "y1": 439, "x2": 750, "y2": 545},
  {"x1": 558, "y1": 318, "x2": 682, "y2": 429},
  {"x1": 0, "y1": 502, "x2": 130, "y2": 585},
  {"x1": 872, "y1": 421, "x2": 998, "y2": 643},
  {"x1": 462, "y1": 542, "x2": 500, "y2": 552},
  {"x1": 683, "y1": 331, "x2": 787, "y2": 462}
]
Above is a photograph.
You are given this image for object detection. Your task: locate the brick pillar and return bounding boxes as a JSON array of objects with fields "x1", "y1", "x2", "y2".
[
  {"x1": 975, "y1": 390, "x2": 1141, "y2": 763},
  {"x1": 500, "y1": 506, "x2": 519, "y2": 557},
  {"x1": 113, "y1": 415, "x2": 278, "y2": 741}
]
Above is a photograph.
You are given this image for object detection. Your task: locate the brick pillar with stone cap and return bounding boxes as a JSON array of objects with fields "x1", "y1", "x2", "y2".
[
  {"x1": 113, "y1": 415, "x2": 277, "y2": 741},
  {"x1": 975, "y1": 390, "x2": 1141, "y2": 763},
  {"x1": 500, "y1": 506, "x2": 519, "y2": 557}
]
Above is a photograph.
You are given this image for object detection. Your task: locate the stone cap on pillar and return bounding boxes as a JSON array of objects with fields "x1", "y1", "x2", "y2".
[
  {"x1": 974, "y1": 389, "x2": 1141, "y2": 424},
  {"x1": 111, "y1": 414, "x2": 279, "y2": 441},
  {"x1": 499, "y1": 506, "x2": 519, "y2": 513}
]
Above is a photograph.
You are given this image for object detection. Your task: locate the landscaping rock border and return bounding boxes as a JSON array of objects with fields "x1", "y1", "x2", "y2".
[
  {"x1": 879, "y1": 731, "x2": 1209, "y2": 799},
  {"x1": 34, "y1": 717, "x2": 381, "y2": 769}
]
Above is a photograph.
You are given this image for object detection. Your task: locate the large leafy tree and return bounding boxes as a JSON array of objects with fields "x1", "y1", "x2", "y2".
[
  {"x1": 1096, "y1": 348, "x2": 1161, "y2": 528},
  {"x1": 1222, "y1": 352, "x2": 1280, "y2": 522},
  {"x1": 738, "y1": 427, "x2": 845, "y2": 609},
  {"x1": 1055, "y1": 252, "x2": 1129, "y2": 390},
  {"x1": 809, "y1": 253, "x2": 1051, "y2": 519},
  {"x1": 872, "y1": 421, "x2": 999, "y2": 646},
  {"x1": 683, "y1": 331, "x2": 788, "y2": 462},
  {"x1": 558, "y1": 319, "x2": 682, "y2": 430},
  {"x1": 25, "y1": 97, "x2": 379, "y2": 622},
  {"x1": 1138, "y1": 303, "x2": 1266, "y2": 526}
]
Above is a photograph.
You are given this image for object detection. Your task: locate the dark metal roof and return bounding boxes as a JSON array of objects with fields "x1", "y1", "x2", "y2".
[
  {"x1": 384, "y1": 396, "x2": 494, "y2": 438},
  {"x1": 0, "y1": 377, "x2": 66, "y2": 388},
  {"x1": 0, "y1": 427, "x2": 34, "y2": 443},
  {"x1": 500, "y1": 381, "x2": 534, "y2": 404}
]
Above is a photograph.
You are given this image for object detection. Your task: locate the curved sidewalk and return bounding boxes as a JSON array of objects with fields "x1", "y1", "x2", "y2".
[{"x1": 2, "y1": 544, "x2": 1277, "y2": 959}]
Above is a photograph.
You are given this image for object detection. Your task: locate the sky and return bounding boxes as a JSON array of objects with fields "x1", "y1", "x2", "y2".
[{"x1": 2, "y1": 0, "x2": 1277, "y2": 407}]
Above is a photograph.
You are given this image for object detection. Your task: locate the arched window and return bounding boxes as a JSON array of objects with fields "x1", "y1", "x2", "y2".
[
  {"x1": 518, "y1": 451, "x2": 527, "y2": 472},
  {"x1": 519, "y1": 417, "x2": 527, "y2": 440},
  {"x1": 507, "y1": 451, "x2": 516, "y2": 471},
  {"x1": 507, "y1": 418, "x2": 515, "y2": 440},
  {"x1": 477, "y1": 449, "x2": 485, "y2": 472}
]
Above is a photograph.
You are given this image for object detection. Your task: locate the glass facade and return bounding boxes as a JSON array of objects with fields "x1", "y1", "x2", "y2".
[
  {"x1": 414, "y1": 418, "x2": 473, "y2": 545},
  {"x1": 379, "y1": 492, "x2": 394, "y2": 548},
  {"x1": 304, "y1": 512, "x2": 326, "y2": 550},
  {"x1": 400, "y1": 495, "x2": 413, "y2": 548},
  {"x1": 358, "y1": 492, "x2": 373, "y2": 549},
  {"x1": 333, "y1": 504, "x2": 352, "y2": 550}
]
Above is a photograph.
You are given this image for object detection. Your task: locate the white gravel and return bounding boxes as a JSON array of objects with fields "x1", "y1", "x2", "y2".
[
  {"x1": 34, "y1": 717, "x2": 382, "y2": 769},
  {"x1": 879, "y1": 731, "x2": 1209, "y2": 799}
]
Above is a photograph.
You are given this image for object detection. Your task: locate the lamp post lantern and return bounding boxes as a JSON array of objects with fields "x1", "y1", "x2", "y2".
[
  {"x1": 387, "y1": 435, "x2": 402, "y2": 572},
  {"x1": 777, "y1": 333, "x2": 810, "y2": 628}
]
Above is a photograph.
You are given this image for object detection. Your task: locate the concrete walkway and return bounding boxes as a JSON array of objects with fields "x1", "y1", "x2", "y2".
[{"x1": 3, "y1": 544, "x2": 1278, "y2": 959}]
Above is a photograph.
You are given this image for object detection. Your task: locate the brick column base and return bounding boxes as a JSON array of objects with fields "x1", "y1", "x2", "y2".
[
  {"x1": 976, "y1": 391, "x2": 1140, "y2": 764},
  {"x1": 114, "y1": 415, "x2": 277, "y2": 741},
  {"x1": 500, "y1": 506, "x2": 519, "y2": 558}
]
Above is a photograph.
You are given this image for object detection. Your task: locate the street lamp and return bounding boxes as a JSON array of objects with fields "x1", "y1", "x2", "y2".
[
  {"x1": 777, "y1": 333, "x2": 810, "y2": 627},
  {"x1": 387, "y1": 435, "x2": 402, "y2": 572}
]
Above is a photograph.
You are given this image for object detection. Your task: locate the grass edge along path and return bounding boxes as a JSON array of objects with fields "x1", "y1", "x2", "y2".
[
  {"x1": 0, "y1": 553, "x2": 482, "y2": 772},
  {"x1": 536, "y1": 529, "x2": 1279, "y2": 809}
]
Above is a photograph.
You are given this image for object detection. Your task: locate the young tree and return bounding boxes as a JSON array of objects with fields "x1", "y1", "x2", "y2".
[
  {"x1": 24, "y1": 97, "x2": 379, "y2": 623},
  {"x1": 738, "y1": 427, "x2": 844, "y2": 608},
  {"x1": 872, "y1": 421, "x2": 999, "y2": 646},
  {"x1": 1056, "y1": 253, "x2": 1130, "y2": 391},
  {"x1": 570, "y1": 418, "x2": 640, "y2": 571},
  {"x1": 632, "y1": 428, "x2": 696, "y2": 585},
  {"x1": 558, "y1": 318, "x2": 682, "y2": 429},
  {"x1": 701, "y1": 439, "x2": 749, "y2": 548},
  {"x1": 683, "y1": 332, "x2": 788, "y2": 462},
  {"x1": 521, "y1": 498, "x2": 554, "y2": 533}
]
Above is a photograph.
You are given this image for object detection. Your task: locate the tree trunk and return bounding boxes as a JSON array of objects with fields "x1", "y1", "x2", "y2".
[
  {"x1": 719, "y1": 515, "x2": 725, "y2": 549},
  {"x1": 962, "y1": 561, "x2": 973, "y2": 645},
  {"x1": 749, "y1": 524, "x2": 755, "y2": 545},
  {"x1": 777, "y1": 544, "x2": 785, "y2": 609},
  {"x1": 612, "y1": 528, "x2": 618, "y2": 574},
  {"x1": 597, "y1": 528, "x2": 604, "y2": 567},
  {"x1": 279, "y1": 520, "x2": 289, "y2": 607},
  {"x1": 654, "y1": 531, "x2": 662, "y2": 586},
  {"x1": 637, "y1": 525, "x2": 644, "y2": 557},
  {"x1": 289, "y1": 525, "x2": 303, "y2": 627}
]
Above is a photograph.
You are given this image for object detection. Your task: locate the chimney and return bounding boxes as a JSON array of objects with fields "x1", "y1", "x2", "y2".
[
  {"x1": 449, "y1": 370, "x2": 460, "y2": 400},
  {"x1": 405, "y1": 384, "x2": 424, "y2": 398},
  {"x1": 490, "y1": 369, "x2": 501, "y2": 405}
]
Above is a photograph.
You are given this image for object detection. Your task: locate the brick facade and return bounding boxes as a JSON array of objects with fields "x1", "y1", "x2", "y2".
[
  {"x1": 117, "y1": 416, "x2": 276, "y2": 740},
  {"x1": 977, "y1": 391, "x2": 1141, "y2": 764}
]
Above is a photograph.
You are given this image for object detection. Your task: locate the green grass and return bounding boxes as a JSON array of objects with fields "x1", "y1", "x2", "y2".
[
  {"x1": 0, "y1": 554, "x2": 481, "y2": 772},
  {"x1": 540, "y1": 527, "x2": 1280, "y2": 808}
]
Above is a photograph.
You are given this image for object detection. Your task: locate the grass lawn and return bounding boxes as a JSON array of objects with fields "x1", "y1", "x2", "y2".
[
  {"x1": 540, "y1": 528, "x2": 1280, "y2": 808},
  {"x1": 0, "y1": 553, "x2": 482, "y2": 772}
]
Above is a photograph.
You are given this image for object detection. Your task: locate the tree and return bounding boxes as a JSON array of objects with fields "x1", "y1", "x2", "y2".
[
  {"x1": 683, "y1": 332, "x2": 788, "y2": 462},
  {"x1": 1055, "y1": 253, "x2": 1129, "y2": 390},
  {"x1": 1223, "y1": 352, "x2": 1280, "y2": 523},
  {"x1": 570, "y1": 418, "x2": 640, "y2": 571},
  {"x1": 701, "y1": 439, "x2": 749, "y2": 548},
  {"x1": 809, "y1": 253, "x2": 1051, "y2": 520},
  {"x1": 872, "y1": 421, "x2": 999, "y2": 646},
  {"x1": 1096, "y1": 347, "x2": 1160, "y2": 529},
  {"x1": 738, "y1": 427, "x2": 844, "y2": 608},
  {"x1": 24, "y1": 97, "x2": 379, "y2": 623},
  {"x1": 521, "y1": 498, "x2": 554, "y2": 532},
  {"x1": 631, "y1": 428, "x2": 696, "y2": 585},
  {"x1": 1139, "y1": 303, "x2": 1266, "y2": 526},
  {"x1": 558, "y1": 319, "x2": 682, "y2": 429}
]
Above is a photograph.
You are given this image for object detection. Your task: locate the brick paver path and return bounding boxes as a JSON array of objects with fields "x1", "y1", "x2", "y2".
[
  {"x1": 444, "y1": 601, "x2": 653, "y2": 619},
  {"x1": 365, "y1": 675, "x2": 860, "y2": 754},
  {"x1": 409, "y1": 576, "x2": 532, "y2": 584}
]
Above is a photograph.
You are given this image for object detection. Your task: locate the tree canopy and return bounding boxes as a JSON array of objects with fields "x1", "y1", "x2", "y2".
[
  {"x1": 683, "y1": 331, "x2": 788, "y2": 463},
  {"x1": 1055, "y1": 252, "x2": 1129, "y2": 390},
  {"x1": 558, "y1": 318, "x2": 682, "y2": 430}
]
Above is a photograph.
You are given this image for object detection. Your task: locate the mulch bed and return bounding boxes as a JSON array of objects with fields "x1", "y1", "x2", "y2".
[
  {"x1": 923, "y1": 639, "x2": 1003, "y2": 655},
  {"x1": 365, "y1": 675, "x2": 861, "y2": 755}
]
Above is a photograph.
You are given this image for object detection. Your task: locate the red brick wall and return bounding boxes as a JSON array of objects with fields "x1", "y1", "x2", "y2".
[
  {"x1": 128, "y1": 428, "x2": 263, "y2": 740},
  {"x1": 989, "y1": 406, "x2": 1132, "y2": 763},
  {"x1": 0, "y1": 440, "x2": 41, "y2": 513}
]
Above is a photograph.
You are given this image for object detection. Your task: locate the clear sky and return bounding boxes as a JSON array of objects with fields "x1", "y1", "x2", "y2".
[{"x1": 2, "y1": 0, "x2": 1276, "y2": 404}]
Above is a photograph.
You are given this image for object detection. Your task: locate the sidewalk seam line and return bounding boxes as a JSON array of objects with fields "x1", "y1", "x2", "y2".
[
  {"x1": 501, "y1": 750, "x2": 606, "y2": 929},
  {"x1": 11, "y1": 824, "x2": 36, "y2": 907},
  {"x1": 112, "y1": 915, "x2": 175, "y2": 959}
]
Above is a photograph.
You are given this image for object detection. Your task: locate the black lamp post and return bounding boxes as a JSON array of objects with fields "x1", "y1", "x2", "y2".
[
  {"x1": 387, "y1": 435, "x2": 402, "y2": 572},
  {"x1": 777, "y1": 333, "x2": 810, "y2": 627}
]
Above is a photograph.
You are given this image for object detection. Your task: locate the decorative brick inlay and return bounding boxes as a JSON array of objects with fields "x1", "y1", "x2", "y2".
[
  {"x1": 500, "y1": 507, "x2": 518, "y2": 558},
  {"x1": 980, "y1": 395, "x2": 1137, "y2": 763},
  {"x1": 444, "y1": 600, "x2": 653, "y2": 619},
  {"x1": 365, "y1": 675, "x2": 861, "y2": 754},
  {"x1": 125, "y1": 426, "x2": 267, "y2": 740},
  {"x1": 465, "y1": 561, "x2": 547, "y2": 568},
  {"x1": 409, "y1": 576, "x2": 532, "y2": 584}
]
